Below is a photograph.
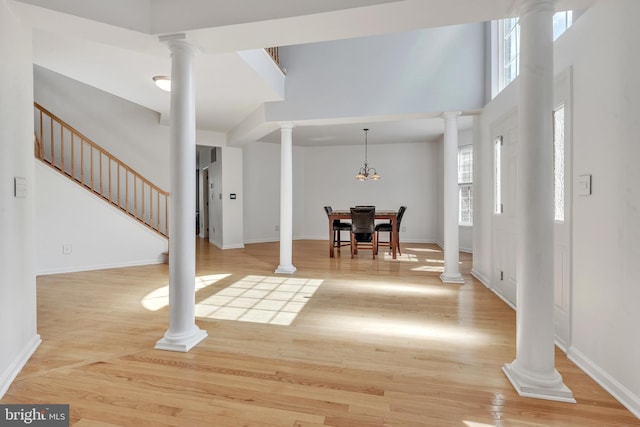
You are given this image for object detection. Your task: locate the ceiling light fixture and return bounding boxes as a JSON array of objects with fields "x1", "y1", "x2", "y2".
[
  {"x1": 152, "y1": 75, "x2": 171, "y2": 92},
  {"x1": 355, "y1": 128, "x2": 380, "y2": 181}
]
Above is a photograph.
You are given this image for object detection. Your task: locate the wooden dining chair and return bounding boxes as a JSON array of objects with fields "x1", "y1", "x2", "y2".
[
  {"x1": 324, "y1": 206, "x2": 351, "y2": 251},
  {"x1": 350, "y1": 207, "x2": 377, "y2": 259},
  {"x1": 376, "y1": 206, "x2": 406, "y2": 256}
]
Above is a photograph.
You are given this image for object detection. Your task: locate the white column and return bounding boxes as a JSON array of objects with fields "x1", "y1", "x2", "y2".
[
  {"x1": 155, "y1": 34, "x2": 207, "y2": 352},
  {"x1": 440, "y1": 112, "x2": 464, "y2": 284},
  {"x1": 502, "y1": 0, "x2": 574, "y2": 402},
  {"x1": 275, "y1": 122, "x2": 296, "y2": 274}
]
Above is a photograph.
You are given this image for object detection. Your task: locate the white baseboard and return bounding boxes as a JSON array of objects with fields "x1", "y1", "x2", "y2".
[
  {"x1": 0, "y1": 334, "x2": 42, "y2": 399},
  {"x1": 568, "y1": 346, "x2": 640, "y2": 419},
  {"x1": 37, "y1": 258, "x2": 165, "y2": 275},
  {"x1": 471, "y1": 269, "x2": 490, "y2": 287},
  {"x1": 490, "y1": 286, "x2": 516, "y2": 310}
]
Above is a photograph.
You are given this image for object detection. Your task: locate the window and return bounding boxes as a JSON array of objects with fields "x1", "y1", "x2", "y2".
[
  {"x1": 496, "y1": 11, "x2": 574, "y2": 93},
  {"x1": 458, "y1": 145, "x2": 473, "y2": 226},
  {"x1": 553, "y1": 11, "x2": 573, "y2": 41},
  {"x1": 501, "y1": 17, "x2": 520, "y2": 90},
  {"x1": 553, "y1": 105, "x2": 565, "y2": 222},
  {"x1": 494, "y1": 136, "x2": 502, "y2": 214}
]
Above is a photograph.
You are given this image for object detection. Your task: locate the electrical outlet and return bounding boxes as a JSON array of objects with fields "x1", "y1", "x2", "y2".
[
  {"x1": 62, "y1": 244, "x2": 72, "y2": 254},
  {"x1": 275, "y1": 225, "x2": 280, "y2": 231},
  {"x1": 401, "y1": 226, "x2": 406, "y2": 232}
]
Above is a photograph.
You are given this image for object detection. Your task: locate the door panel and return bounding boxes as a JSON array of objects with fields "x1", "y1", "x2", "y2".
[
  {"x1": 553, "y1": 68, "x2": 573, "y2": 349},
  {"x1": 492, "y1": 111, "x2": 518, "y2": 306}
]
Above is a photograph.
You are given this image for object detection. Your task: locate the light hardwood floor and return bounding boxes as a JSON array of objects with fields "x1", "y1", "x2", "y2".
[{"x1": 3, "y1": 239, "x2": 638, "y2": 426}]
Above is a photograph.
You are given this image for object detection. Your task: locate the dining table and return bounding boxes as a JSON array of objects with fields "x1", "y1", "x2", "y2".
[{"x1": 327, "y1": 209, "x2": 398, "y2": 259}]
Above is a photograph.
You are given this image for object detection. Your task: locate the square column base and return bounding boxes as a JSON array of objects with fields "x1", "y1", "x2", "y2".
[
  {"x1": 155, "y1": 329, "x2": 208, "y2": 353},
  {"x1": 440, "y1": 272, "x2": 465, "y2": 284},
  {"x1": 503, "y1": 363, "x2": 576, "y2": 403},
  {"x1": 275, "y1": 265, "x2": 296, "y2": 274}
]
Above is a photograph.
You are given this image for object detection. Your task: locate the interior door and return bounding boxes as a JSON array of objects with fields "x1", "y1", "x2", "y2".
[
  {"x1": 202, "y1": 167, "x2": 210, "y2": 239},
  {"x1": 553, "y1": 68, "x2": 573, "y2": 350},
  {"x1": 491, "y1": 110, "x2": 518, "y2": 307}
]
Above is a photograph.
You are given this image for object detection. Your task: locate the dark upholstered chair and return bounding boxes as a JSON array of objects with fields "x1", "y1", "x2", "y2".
[
  {"x1": 324, "y1": 206, "x2": 351, "y2": 250},
  {"x1": 350, "y1": 207, "x2": 377, "y2": 259},
  {"x1": 376, "y1": 206, "x2": 406, "y2": 256}
]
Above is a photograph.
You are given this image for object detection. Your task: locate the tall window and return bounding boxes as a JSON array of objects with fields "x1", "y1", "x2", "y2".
[
  {"x1": 458, "y1": 145, "x2": 473, "y2": 226},
  {"x1": 553, "y1": 105, "x2": 566, "y2": 222},
  {"x1": 497, "y1": 11, "x2": 574, "y2": 92},
  {"x1": 501, "y1": 17, "x2": 520, "y2": 90}
]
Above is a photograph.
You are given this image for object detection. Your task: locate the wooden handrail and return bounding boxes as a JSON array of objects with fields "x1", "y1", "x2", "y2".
[{"x1": 33, "y1": 102, "x2": 169, "y2": 238}]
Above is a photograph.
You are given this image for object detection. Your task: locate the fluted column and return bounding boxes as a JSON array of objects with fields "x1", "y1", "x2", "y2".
[
  {"x1": 275, "y1": 122, "x2": 296, "y2": 274},
  {"x1": 155, "y1": 34, "x2": 207, "y2": 352},
  {"x1": 502, "y1": 0, "x2": 574, "y2": 402},
  {"x1": 440, "y1": 112, "x2": 464, "y2": 284}
]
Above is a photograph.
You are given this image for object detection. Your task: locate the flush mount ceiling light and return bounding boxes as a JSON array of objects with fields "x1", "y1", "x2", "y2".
[
  {"x1": 152, "y1": 75, "x2": 171, "y2": 92},
  {"x1": 355, "y1": 128, "x2": 380, "y2": 181}
]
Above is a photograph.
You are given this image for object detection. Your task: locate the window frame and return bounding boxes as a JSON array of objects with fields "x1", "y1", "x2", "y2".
[
  {"x1": 494, "y1": 10, "x2": 574, "y2": 96},
  {"x1": 458, "y1": 145, "x2": 473, "y2": 227}
]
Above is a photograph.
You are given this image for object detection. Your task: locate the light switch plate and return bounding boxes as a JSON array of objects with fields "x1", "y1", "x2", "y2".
[
  {"x1": 14, "y1": 177, "x2": 27, "y2": 198},
  {"x1": 577, "y1": 174, "x2": 592, "y2": 196}
]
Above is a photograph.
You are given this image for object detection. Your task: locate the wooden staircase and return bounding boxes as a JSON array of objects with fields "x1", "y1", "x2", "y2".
[{"x1": 34, "y1": 102, "x2": 169, "y2": 238}]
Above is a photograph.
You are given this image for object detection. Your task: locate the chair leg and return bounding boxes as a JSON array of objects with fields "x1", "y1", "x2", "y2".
[
  {"x1": 372, "y1": 233, "x2": 377, "y2": 259},
  {"x1": 350, "y1": 233, "x2": 355, "y2": 258}
]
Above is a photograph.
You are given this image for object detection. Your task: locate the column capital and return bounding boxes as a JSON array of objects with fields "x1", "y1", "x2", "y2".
[
  {"x1": 517, "y1": 0, "x2": 556, "y2": 16},
  {"x1": 159, "y1": 33, "x2": 200, "y2": 55},
  {"x1": 441, "y1": 112, "x2": 461, "y2": 120},
  {"x1": 278, "y1": 122, "x2": 295, "y2": 130}
]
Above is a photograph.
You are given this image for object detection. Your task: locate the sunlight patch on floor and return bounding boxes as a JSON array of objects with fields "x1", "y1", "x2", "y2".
[
  {"x1": 195, "y1": 275, "x2": 323, "y2": 326},
  {"x1": 350, "y1": 281, "x2": 456, "y2": 297},
  {"x1": 381, "y1": 251, "x2": 419, "y2": 262},
  {"x1": 405, "y1": 247, "x2": 442, "y2": 253},
  {"x1": 411, "y1": 265, "x2": 445, "y2": 272},
  {"x1": 141, "y1": 273, "x2": 230, "y2": 311},
  {"x1": 463, "y1": 421, "x2": 496, "y2": 427},
  {"x1": 318, "y1": 314, "x2": 489, "y2": 345}
]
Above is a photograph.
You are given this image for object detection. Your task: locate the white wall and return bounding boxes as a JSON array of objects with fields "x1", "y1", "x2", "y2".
[
  {"x1": 35, "y1": 163, "x2": 168, "y2": 274},
  {"x1": 266, "y1": 23, "x2": 486, "y2": 122},
  {"x1": 221, "y1": 146, "x2": 244, "y2": 249},
  {"x1": 474, "y1": 0, "x2": 640, "y2": 417},
  {"x1": 243, "y1": 142, "x2": 282, "y2": 243},
  {"x1": 0, "y1": 0, "x2": 41, "y2": 398},
  {"x1": 242, "y1": 139, "x2": 440, "y2": 244},
  {"x1": 555, "y1": 0, "x2": 640, "y2": 416}
]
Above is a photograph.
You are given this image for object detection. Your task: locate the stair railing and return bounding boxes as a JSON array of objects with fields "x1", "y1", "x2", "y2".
[{"x1": 34, "y1": 102, "x2": 169, "y2": 238}]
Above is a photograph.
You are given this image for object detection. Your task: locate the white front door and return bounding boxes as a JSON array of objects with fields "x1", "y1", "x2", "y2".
[
  {"x1": 553, "y1": 68, "x2": 573, "y2": 350},
  {"x1": 491, "y1": 110, "x2": 518, "y2": 307}
]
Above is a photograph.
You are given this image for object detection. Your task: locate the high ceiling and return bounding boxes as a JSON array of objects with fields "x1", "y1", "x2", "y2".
[{"x1": 13, "y1": 0, "x2": 594, "y2": 146}]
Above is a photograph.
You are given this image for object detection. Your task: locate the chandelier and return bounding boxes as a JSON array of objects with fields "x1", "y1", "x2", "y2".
[{"x1": 355, "y1": 128, "x2": 380, "y2": 181}]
